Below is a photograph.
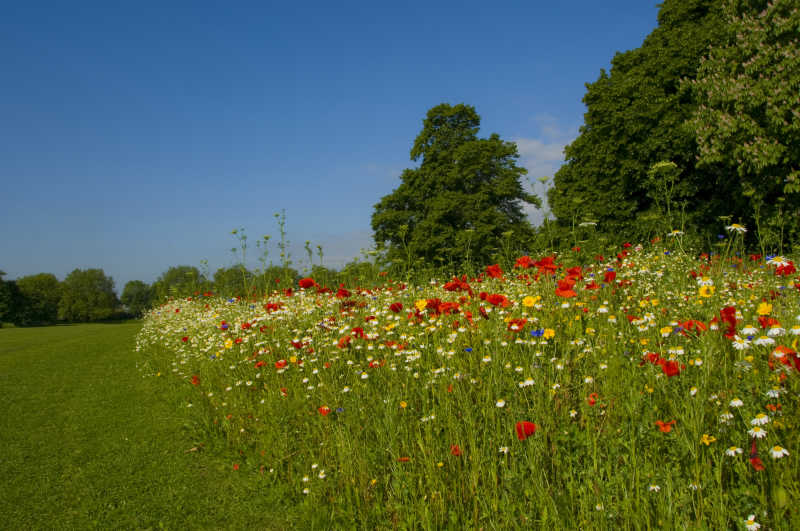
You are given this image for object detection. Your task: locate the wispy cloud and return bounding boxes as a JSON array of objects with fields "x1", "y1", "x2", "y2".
[{"x1": 513, "y1": 115, "x2": 578, "y2": 225}]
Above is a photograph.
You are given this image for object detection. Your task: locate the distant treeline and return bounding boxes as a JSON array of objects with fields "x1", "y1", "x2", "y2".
[{"x1": 0, "y1": 260, "x2": 383, "y2": 327}]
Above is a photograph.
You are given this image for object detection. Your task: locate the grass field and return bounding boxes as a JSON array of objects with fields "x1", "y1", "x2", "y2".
[{"x1": 0, "y1": 323, "x2": 297, "y2": 530}]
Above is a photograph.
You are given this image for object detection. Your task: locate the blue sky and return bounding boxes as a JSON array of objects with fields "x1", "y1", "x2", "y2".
[{"x1": 0, "y1": 0, "x2": 660, "y2": 292}]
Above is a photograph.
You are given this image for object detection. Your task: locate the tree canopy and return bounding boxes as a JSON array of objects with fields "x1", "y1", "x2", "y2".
[
  {"x1": 151, "y1": 266, "x2": 208, "y2": 301},
  {"x1": 14, "y1": 273, "x2": 61, "y2": 325},
  {"x1": 372, "y1": 103, "x2": 539, "y2": 269},
  {"x1": 548, "y1": 0, "x2": 730, "y2": 243},
  {"x1": 58, "y1": 268, "x2": 119, "y2": 322},
  {"x1": 121, "y1": 280, "x2": 154, "y2": 317},
  {"x1": 688, "y1": 0, "x2": 800, "y2": 248}
]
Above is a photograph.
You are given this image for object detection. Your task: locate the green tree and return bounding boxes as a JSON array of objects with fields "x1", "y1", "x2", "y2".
[
  {"x1": 58, "y1": 268, "x2": 119, "y2": 322},
  {"x1": 688, "y1": 0, "x2": 800, "y2": 249},
  {"x1": 14, "y1": 273, "x2": 61, "y2": 325},
  {"x1": 120, "y1": 280, "x2": 153, "y2": 317},
  {"x1": 213, "y1": 266, "x2": 255, "y2": 298},
  {"x1": 548, "y1": 0, "x2": 742, "y2": 243},
  {"x1": 151, "y1": 266, "x2": 208, "y2": 301},
  {"x1": 0, "y1": 271, "x2": 13, "y2": 326},
  {"x1": 372, "y1": 103, "x2": 539, "y2": 269}
]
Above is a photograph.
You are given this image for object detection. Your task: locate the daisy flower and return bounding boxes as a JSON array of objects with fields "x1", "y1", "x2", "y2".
[
  {"x1": 770, "y1": 445, "x2": 789, "y2": 459},
  {"x1": 743, "y1": 514, "x2": 761, "y2": 530},
  {"x1": 725, "y1": 446, "x2": 743, "y2": 457},
  {"x1": 750, "y1": 413, "x2": 770, "y2": 426},
  {"x1": 729, "y1": 398, "x2": 744, "y2": 407},
  {"x1": 748, "y1": 426, "x2": 767, "y2": 439}
]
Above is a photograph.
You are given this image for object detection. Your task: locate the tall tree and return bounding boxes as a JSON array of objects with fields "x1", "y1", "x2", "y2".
[
  {"x1": 372, "y1": 103, "x2": 539, "y2": 268},
  {"x1": 688, "y1": 0, "x2": 800, "y2": 249},
  {"x1": 120, "y1": 280, "x2": 153, "y2": 317},
  {"x1": 548, "y1": 0, "x2": 736, "y2": 242},
  {"x1": 58, "y1": 268, "x2": 119, "y2": 322},
  {"x1": 151, "y1": 266, "x2": 208, "y2": 301},
  {"x1": 14, "y1": 273, "x2": 62, "y2": 325}
]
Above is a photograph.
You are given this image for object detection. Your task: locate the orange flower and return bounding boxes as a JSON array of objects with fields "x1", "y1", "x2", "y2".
[{"x1": 655, "y1": 420, "x2": 676, "y2": 433}]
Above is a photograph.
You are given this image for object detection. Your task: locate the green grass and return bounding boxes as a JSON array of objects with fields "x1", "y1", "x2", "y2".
[{"x1": 0, "y1": 323, "x2": 297, "y2": 530}]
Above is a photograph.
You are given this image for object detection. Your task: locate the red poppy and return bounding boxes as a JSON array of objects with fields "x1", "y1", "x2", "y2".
[
  {"x1": 275, "y1": 359, "x2": 288, "y2": 369},
  {"x1": 450, "y1": 444, "x2": 462, "y2": 456},
  {"x1": 298, "y1": 278, "x2": 316, "y2": 289},
  {"x1": 337, "y1": 335, "x2": 352, "y2": 349},
  {"x1": 397, "y1": 456, "x2": 410, "y2": 462},
  {"x1": 660, "y1": 360, "x2": 683, "y2": 378},
  {"x1": 587, "y1": 393, "x2": 599, "y2": 406},
  {"x1": 515, "y1": 421, "x2": 537, "y2": 440},
  {"x1": 555, "y1": 278, "x2": 577, "y2": 298},
  {"x1": 750, "y1": 439, "x2": 765, "y2": 471},
  {"x1": 479, "y1": 306, "x2": 489, "y2": 319},
  {"x1": 181, "y1": 336, "x2": 189, "y2": 343},
  {"x1": 255, "y1": 360, "x2": 266, "y2": 368},
  {"x1": 389, "y1": 302, "x2": 403, "y2": 313},
  {"x1": 486, "y1": 293, "x2": 510, "y2": 307},
  {"x1": 603, "y1": 270, "x2": 616, "y2": 284},
  {"x1": 655, "y1": 420, "x2": 675, "y2": 433},
  {"x1": 336, "y1": 287, "x2": 351, "y2": 299},
  {"x1": 233, "y1": 463, "x2": 239, "y2": 471},
  {"x1": 318, "y1": 406, "x2": 331, "y2": 416},
  {"x1": 485, "y1": 264, "x2": 504, "y2": 279},
  {"x1": 514, "y1": 255, "x2": 533, "y2": 269},
  {"x1": 775, "y1": 262, "x2": 796, "y2": 276},
  {"x1": 352, "y1": 327, "x2": 367, "y2": 340},
  {"x1": 507, "y1": 318, "x2": 527, "y2": 332},
  {"x1": 191, "y1": 375, "x2": 200, "y2": 386}
]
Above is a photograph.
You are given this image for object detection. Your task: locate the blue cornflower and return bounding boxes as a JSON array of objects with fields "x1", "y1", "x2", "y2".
[{"x1": 531, "y1": 329, "x2": 544, "y2": 338}]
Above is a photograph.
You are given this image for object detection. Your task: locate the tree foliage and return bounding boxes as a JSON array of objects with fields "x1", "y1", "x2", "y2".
[
  {"x1": 121, "y1": 280, "x2": 153, "y2": 317},
  {"x1": 0, "y1": 271, "x2": 15, "y2": 326},
  {"x1": 548, "y1": 0, "x2": 735, "y2": 242},
  {"x1": 688, "y1": 0, "x2": 800, "y2": 247},
  {"x1": 213, "y1": 266, "x2": 254, "y2": 298},
  {"x1": 372, "y1": 103, "x2": 539, "y2": 268},
  {"x1": 14, "y1": 273, "x2": 62, "y2": 325},
  {"x1": 151, "y1": 266, "x2": 208, "y2": 301},
  {"x1": 58, "y1": 268, "x2": 119, "y2": 322}
]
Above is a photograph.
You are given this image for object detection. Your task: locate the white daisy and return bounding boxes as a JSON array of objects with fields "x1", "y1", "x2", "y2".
[
  {"x1": 725, "y1": 446, "x2": 743, "y2": 457},
  {"x1": 770, "y1": 445, "x2": 789, "y2": 459},
  {"x1": 744, "y1": 514, "x2": 761, "y2": 530},
  {"x1": 753, "y1": 336, "x2": 775, "y2": 346},
  {"x1": 748, "y1": 426, "x2": 767, "y2": 439},
  {"x1": 750, "y1": 413, "x2": 770, "y2": 426}
]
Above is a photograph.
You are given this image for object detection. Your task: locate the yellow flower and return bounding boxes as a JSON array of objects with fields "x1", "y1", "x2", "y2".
[
  {"x1": 660, "y1": 326, "x2": 673, "y2": 337},
  {"x1": 698, "y1": 285, "x2": 715, "y2": 298},
  {"x1": 757, "y1": 302, "x2": 772, "y2": 315},
  {"x1": 700, "y1": 434, "x2": 717, "y2": 446},
  {"x1": 640, "y1": 338, "x2": 649, "y2": 346},
  {"x1": 289, "y1": 355, "x2": 297, "y2": 364},
  {"x1": 415, "y1": 299, "x2": 427, "y2": 311},
  {"x1": 543, "y1": 328, "x2": 555, "y2": 340},
  {"x1": 399, "y1": 401, "x2": 407, "y2": 409},
  {"x1": 224, "y1": 338, "x2": 234, "y2": 349},
  {"x1": 522, "y1": 295, "x2": 540, "y2": 307}
]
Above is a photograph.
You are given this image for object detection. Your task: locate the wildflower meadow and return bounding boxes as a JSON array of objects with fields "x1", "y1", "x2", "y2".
[{"x1": 136, "y1": 230, "x2": 800, "y2": 529}]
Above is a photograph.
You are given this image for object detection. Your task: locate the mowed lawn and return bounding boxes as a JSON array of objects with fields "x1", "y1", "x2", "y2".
[{"x1": 0, "y1": 323, "x2": 293, "y2": 530}]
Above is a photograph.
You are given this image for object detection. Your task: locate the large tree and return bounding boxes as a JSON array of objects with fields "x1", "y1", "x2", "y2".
[
  {"x1": 120, "y1": 280, "x2": 153, "y2": 317},
  {"x1": 372, "y1": 103, "x2": 539, "y2": 268},
  {"x1": 151, "y1": 266, "x2": 208, "y2": 301},
  {"x1": 14, "y1": 273, "x2": 62, "y2": 325},
  {"x1": 58, "y1": 268, "x2": 119, "y2": 322},
  {"x1": 548, "y1": 0, "x2": 740, "y2": 242},
  {"x1": 688, "y1": 0, "x2": 800, "y2": 249}
]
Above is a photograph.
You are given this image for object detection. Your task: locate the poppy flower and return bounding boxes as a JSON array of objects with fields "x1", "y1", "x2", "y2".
[
  {"x1": 750, "y1": 439, "x2": 765, "y2": 471},
  {"x1": 275, "y1": 359, "x2": 288, "y2": 369},
  {"x1": 318, "y1": 406, "x2": 331, "y2": 416},
  {"x1": 397, "y1": 457, "x2": 410, "y2": 462},
  {"x1": 450, "y1": 444, "x2": 462, "y2": 456},
  {"x1": 181, "y1": 336, "x2": 189, "y2": 343},
  {"x1": 507, "y1": 318, "x2": 527, "y2": 332},
  {"x1": 587, "y1": 393, "x2": 599, "y2": 406},
  {"x1": 486, "y1": 293, "x2": 510, "y2": 307},
  {"x1": 298, "y1": 278, "x2": 316, "y2": 289},
  {"x1": 660, "y1": 360, "x2": 683, "y2": 378},
  {"x1": 515, "y1": 421, "x2": 537, "y2": 440},
  {"x1": 555, "y1": 278, "x2": 577, "y2": 298},
  {"x1": 336, "y1": 287, "x2": 351, "y2": 299},
  {"x1": 389, "y1": 302, "x2": 403, "y2": 313},
  {"x1": 191, "y1": 375, "x2": 200, "y2": 386},
  {"x1": 655, "y1": 420, "x2": 675, "y2": 433},
  {"x1": 485, "y1": 264, "x2": 504, "y2": 279},
  {"x1": 514, "y1": 256, "x2": 533, "y2": 269}
]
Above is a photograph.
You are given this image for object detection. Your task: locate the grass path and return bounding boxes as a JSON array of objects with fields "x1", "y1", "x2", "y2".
[{"x1": 0, "y1": 324, "x2": 292, "y2": 530}]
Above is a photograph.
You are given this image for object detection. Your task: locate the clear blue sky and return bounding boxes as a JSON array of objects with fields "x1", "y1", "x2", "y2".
[{"x1": 0, "y1": 0, "x2": 660, "y2": 292}]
